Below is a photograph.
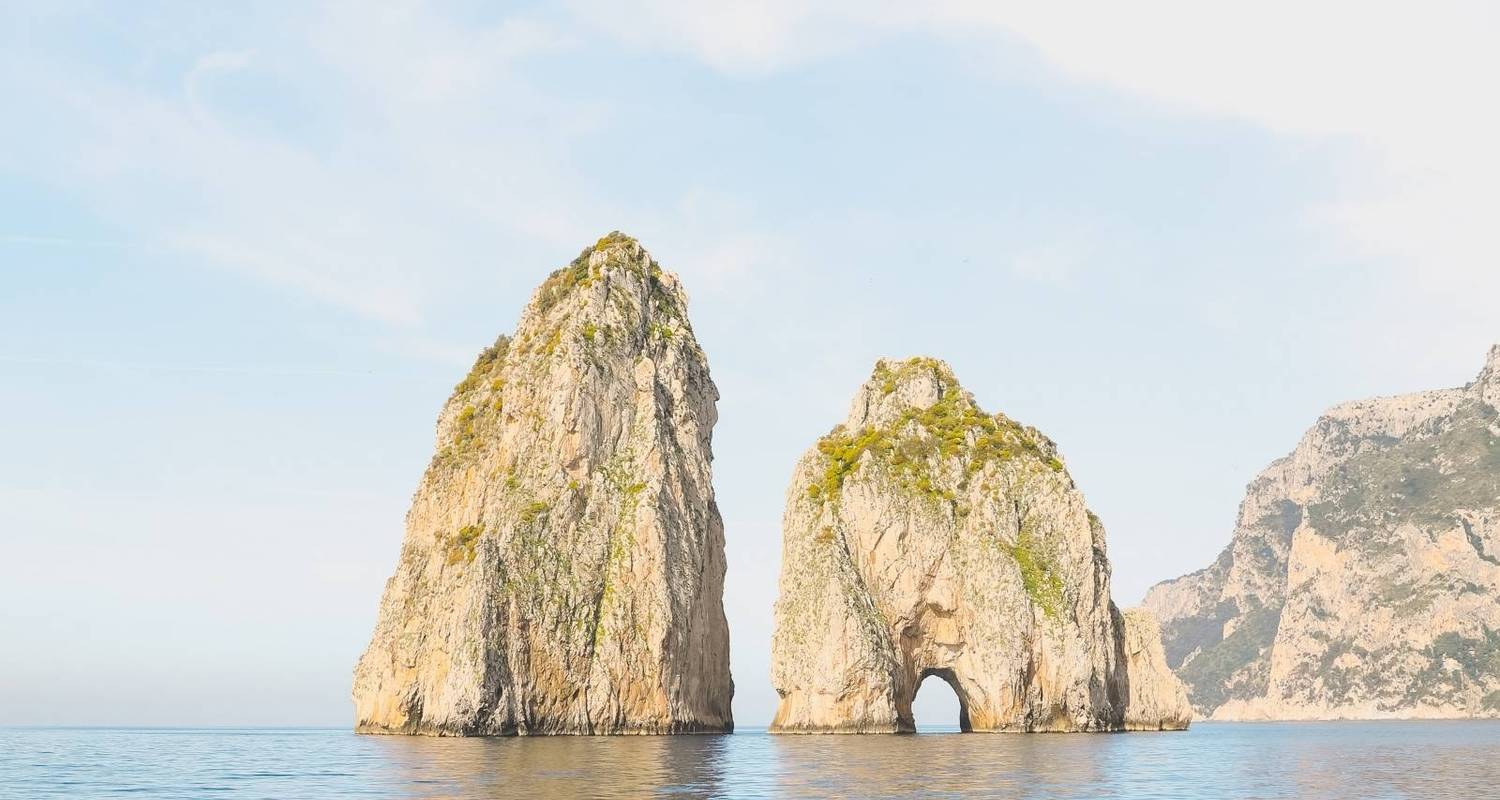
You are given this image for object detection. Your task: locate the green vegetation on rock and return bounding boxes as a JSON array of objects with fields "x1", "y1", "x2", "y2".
[
  {"x1": 534, "y1": 230, "x2": 666, "y2": 318},
  {"x1": 1404, "y1": 628, "x2": 1500, "y2": 705},
  {"x1": 807, "y1": 358, "x2": 1075, "y2": 621},
  {"x1": 444, "y1": 524, "x2": 484, "y2": 566},
  {"x1": 454, "y1": 335, "x2": 511, "y2": 394},
  {"x1": 540, "y1": 326, "x2": 562, "y2": 356},
  {"x1": 806, "y1": 362, "x2": 1061, "y2": 505},
  {"x1": 450, "y1": 404, "x2": 482, "y2": 453},
  {"x1": 521, "y1": 501, "x2": 550, "y2": 524},
  {"x1": 1175, "y1": 601, "x2": 1282, "y2": 711},
  {"x1": 1011, "y1": 521, "x2": 1065, "y2": 620},
  {"x1": 1306, "y1": 400, "x2": 1500, "y2": 540},
  {"x1": 536, "y1": 255, "x2": 596, "y2": 316}
]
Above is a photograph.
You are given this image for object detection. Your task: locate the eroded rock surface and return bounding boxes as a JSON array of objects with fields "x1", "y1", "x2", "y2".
[
  {"x1": 769, "y1": 358, "x2": 1190, "y2": 733},
  {"x1": 1145, "y1": 345, "x2": 1500, "y2": 720},
  {"x1": 1120, "y1": 608, "x2": 1193, "y2": 731},
  {"x1": 353, "y1": 232, "x2": 733, "y2": 735}
]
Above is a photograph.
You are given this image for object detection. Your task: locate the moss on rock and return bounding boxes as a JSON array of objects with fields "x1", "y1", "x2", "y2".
[{"x1": 807, "y1": 360, "x2": 1062, "y2": 505}]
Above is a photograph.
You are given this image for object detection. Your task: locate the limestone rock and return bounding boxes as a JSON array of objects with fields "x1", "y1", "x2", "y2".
[
  {"x1": 1145, "y1": 345, "x2": 1500, "y2": 720},
  {"x1": 1119, "y1": 608, "x2": 1193, "y2": 731},
  {"x1": 352, "y1": 232, "x2": 733, "y2": 735},
  {"x1": 768, "y1": 358, "x2": 1190, "y2": 733}
]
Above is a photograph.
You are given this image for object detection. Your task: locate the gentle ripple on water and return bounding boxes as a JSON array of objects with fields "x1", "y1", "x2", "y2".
[{"x1": 3, "y1": 721, "x2": 1499, "y2": 799}]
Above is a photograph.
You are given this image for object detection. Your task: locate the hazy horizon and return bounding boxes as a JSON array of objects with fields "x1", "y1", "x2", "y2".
[{"x1": 3, "y1": 2, "x2": 1498, "y2": 728}]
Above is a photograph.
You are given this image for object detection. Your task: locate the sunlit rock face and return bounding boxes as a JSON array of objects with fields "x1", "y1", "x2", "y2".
[
  {"x1": 1146, "y1": 345, "x2": 1500, "y2": 721},
  {"x1": 768, "y1": 358, "x2": 1190, "y2": 733},
  {"x1": 353, "y1": 233, "x2": 733, "y2": 735},
  {"x1": 1119, "y1": 608, "x2": 1194, "y2": 731}
]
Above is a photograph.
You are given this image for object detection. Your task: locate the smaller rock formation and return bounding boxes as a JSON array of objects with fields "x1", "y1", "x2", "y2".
[
  {"x1": 352, "y1": 232, "x2": 733, "y2": 735},
  {"x1": 1146, "y1": 344, "x2": 1500, "y2": 720},
  {"x1": 768, "y1": 357, "x2": 1190, "y2": 733},
  {"x1": 1120, "y1": 609, "x2": 1193, "y2": 731}
]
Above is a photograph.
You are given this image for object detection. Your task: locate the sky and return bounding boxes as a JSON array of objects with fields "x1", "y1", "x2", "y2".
[{"x1": 2, "y1": 1, "x2": 1498, "y2": 729}]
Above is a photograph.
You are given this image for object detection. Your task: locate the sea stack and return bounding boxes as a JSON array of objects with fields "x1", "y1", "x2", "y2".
[
  {"x1": 353, "y1": 232, "x2": 733, "y2": 735},
  {"x1": 768, "y1": 358, "x2": 1190, "y2": 732},
  {"x1": 1145, "y1": 345, "x2": 1500, "y2": 720}
]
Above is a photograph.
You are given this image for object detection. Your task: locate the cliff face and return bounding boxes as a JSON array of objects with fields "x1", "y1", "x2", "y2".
[
  {"x1": 352, "y1": 232, "x2": 733, "y2": 735},
  {"x1": 768, "y1": 358, "x2": 1189, "y2": 733},
  {"x1": 1145, "y1": 346, "x2": 1500, "y2": 720},
  {"x1": 1119, "y1": 608, "x2": 1193, "y2": 731}
]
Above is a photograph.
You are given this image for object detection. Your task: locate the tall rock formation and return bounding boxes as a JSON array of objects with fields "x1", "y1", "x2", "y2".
[
  {"x1": 353, "y1": 232, "x2": 733, "y2": 735},
  {"x1": 769, "y1": 358, "x2": 1190, "y2": 733},
  {"x1": 1145, "y1": 345, "x2": 1500, "y2": 720}
]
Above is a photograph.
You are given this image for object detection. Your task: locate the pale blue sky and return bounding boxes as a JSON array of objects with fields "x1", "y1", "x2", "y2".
[{"x1": 2, "y1": 2, "x2": 1497, "y2": 728}]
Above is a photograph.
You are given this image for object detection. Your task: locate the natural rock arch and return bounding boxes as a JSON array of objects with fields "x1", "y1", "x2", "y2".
[
  {"x1": 909, "y1": 668, "x2": 971, "y2": 732},
  {"x1": 768, "y1": 357, "x2": 1189, "y2": 733}
]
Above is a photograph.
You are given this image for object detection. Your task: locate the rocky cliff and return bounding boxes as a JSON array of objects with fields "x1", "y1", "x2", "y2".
[
  {"x1": 353, "y1": 232, "x2": 733, "y2": 735},
  {"x1": 769, "y1": 358, "x2": 1190, "y2": 733},
  {"x1": 1145, "y1": 345, "x2": 1500, "y2": 720}
]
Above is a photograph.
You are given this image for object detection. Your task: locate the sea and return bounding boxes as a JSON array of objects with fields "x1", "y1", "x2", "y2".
[{"x1": 3, "y1": 722, "x2": 1498, "y2": 799}]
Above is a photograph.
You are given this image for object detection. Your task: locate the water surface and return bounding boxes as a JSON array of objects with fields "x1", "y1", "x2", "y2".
[{"x1": 4, "y1": 722, "x2": 1497, "y2": 798}]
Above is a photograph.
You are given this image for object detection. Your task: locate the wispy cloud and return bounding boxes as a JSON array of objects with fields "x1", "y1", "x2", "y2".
[
  {"x1": 185, "y1": 49, "x2": 255, "y2": 121},
  {"x1": 0, "y1": 3, "x2": 592, "y2": 328},
  {"x1": 0, "y1": 234, "x2": 135, "y2": 248},
  {"x1": 5, "y1": 2, "x2": 1494, "y2": 372},
  {"x1": 568, "y1": 1, "x2": 1500, "y2": 364},
  {"x1": 0, "y1": 355, "x2": 387, "y2": 377}
]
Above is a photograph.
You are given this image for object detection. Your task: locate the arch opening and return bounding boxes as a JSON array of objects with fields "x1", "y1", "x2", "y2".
[{"x1": 910, "y1": 668, "x2": 972, "y2": 733}]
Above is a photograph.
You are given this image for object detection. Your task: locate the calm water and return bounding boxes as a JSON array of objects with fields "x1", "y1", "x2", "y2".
[{"x1": 3, "y1": 722, "x2": 1498, "y2": 799}]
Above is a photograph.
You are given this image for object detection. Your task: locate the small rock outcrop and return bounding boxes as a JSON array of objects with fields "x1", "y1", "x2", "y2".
[
  {"x1": 1120, "y1": 608, "x2": 1193, "y2": 731},
  {"x1": 353, "y1": 232, "x2": 733, "y2": 735},
  {"x1": 768, "y1": 358, "x2": 1190, "y2": 733},
  {"x1": 1145, "y1": 345, "x2": 1500, "y2": 720}
]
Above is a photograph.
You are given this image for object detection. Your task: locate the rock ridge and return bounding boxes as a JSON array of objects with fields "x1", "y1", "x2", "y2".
[{"x1": 1145, "y1": 345, "x2": 1500, "y2": 720}]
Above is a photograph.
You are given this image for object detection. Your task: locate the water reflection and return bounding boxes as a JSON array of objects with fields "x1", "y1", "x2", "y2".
[
  {"x1": 770, "y1": 731, "x2": 1138, "y2": 798},
  {"x1": 368, "y1": 733, "x2": 733, "y2": 798},
  {"x1": 359, "y1": 722, "x2": 1500, "y2": 800},
  {"x1": 7, "y1": 722, "x2": 1500, "y2": 798}
]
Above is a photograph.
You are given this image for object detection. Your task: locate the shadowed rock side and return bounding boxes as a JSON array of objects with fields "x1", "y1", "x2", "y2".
[
  {"x1": 768, "y1": 358, "x2": 1190, "y2": 733},
  {"x1": 352, "y1": 232, "x2": 733, "y2": 735},
  {"x1": 1145, "y1": 345, "x2": 1500, "y2": 721}
]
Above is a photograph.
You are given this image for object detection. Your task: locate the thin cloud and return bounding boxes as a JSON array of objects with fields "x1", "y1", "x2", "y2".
[
  {"x1": 0, "y1": 234, "x2": 135, "y2": 248},
  {"x1": 0, "y1": 5, "x2": 593, "y2": 329},
  {"x1": 568, "y1": 1, "x2": 1500, "y2": 363},
  {"x1": 0, "y1": 355, "x2": 389, "y2": 377}
]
